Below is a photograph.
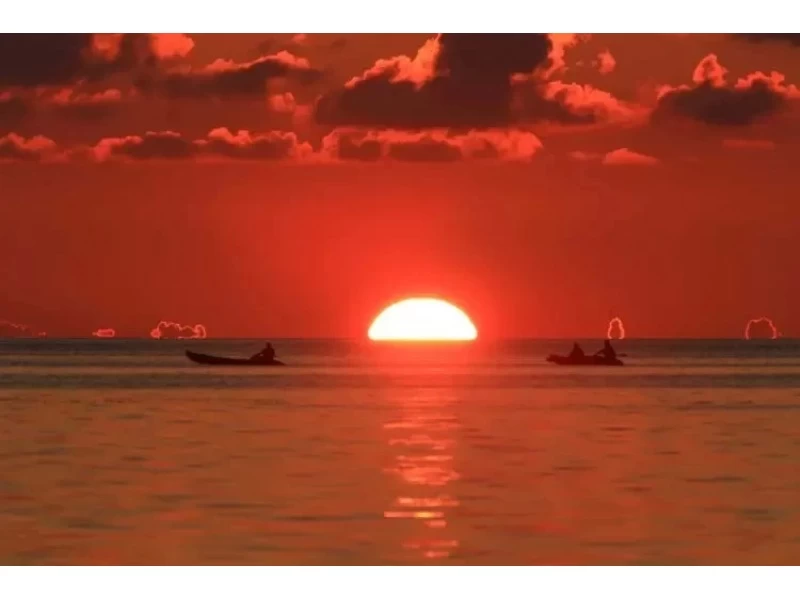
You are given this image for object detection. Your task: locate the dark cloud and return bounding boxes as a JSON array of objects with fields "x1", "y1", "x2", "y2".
[
  {"x1": 316, "y1": 34, "x2": 631, "y2": 128},
  {"x1": 324, "y1": 132, "x2": 383, "y2": 161},
  {"x1": 387, "y1": 138, "x2": 462, "y2": 162},
  {"x1": 94, "y1": 131, "x2": 195, "y2": 160},
  {"x1": 436, "y1": 34, "x2": 552, "y2": 80},
  {"x1": 735, "y1": 34, "x2": 800, "y2": 47},
  {"x1": 97, "y1": 34, "x2": 160, "y2": 75},
  {"x1": 317, "y1": 77, "x2": 445, "y2": 127},
  {"x1": 656, "y1": 81, "x2": 784, "y2": 125},
  {"x1": 0, "y1": 34, "x2": 163, "y2": 88},
  {"x1": 48, "y1": 88, "x2": 123, "y2": 120},
  {"x1": 1, "y1": 86, "x2": 123, "y2": 125},
  {"x1": 138, "y1": 51, "x2": 322, "y2": 99},
  {"x1": 317, "y1": 79, "x2": 440, "y2": 128},
  {"x1": 653, "y1": 54, "x2": 799, "y2": 126},
  {"x1": 93, "y1": 128, "x2": 311, "y2": 161},
  {"x1": 317, "y1": 35, "x2": 553, "y2": 128},
  {"x1": 0, "y1": 92, "x2": 30, "y2": 123},
  {"x1": 0, "y1": 34, "x2": 94, "y2": 87}
]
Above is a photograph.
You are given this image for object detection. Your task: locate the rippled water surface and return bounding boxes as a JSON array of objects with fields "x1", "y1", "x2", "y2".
[{"x1": 2, "y1": 339, "x2": 800, "y2": 565}]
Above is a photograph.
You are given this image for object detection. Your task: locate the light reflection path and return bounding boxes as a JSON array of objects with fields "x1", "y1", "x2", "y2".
[{"x1": 383, "y1": 390, "x2": 460, "y2": 560}]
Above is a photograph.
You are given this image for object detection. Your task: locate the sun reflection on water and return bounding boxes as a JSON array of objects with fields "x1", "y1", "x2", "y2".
[{"x1": 383, "y1": 390, "x2": 461, "y2": 560}]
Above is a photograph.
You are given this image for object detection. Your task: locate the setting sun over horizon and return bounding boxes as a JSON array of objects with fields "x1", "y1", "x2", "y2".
[
  {"x1": 3, "y1": 22, "x2": 800, "y2": 573},
  {"x1": 368, "y1": 298, "x2": 478, "y2": 341}
]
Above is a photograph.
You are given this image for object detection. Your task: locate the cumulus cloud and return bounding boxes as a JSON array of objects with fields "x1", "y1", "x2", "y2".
[
  {"x1": 320, "y1": 128, "x2": 543, "y2": 162},
  {"x1": 531, "y1": 80, "x2": 643, "y2": 124},
  {"x1": 91, "y1": 33, "x2": 193, "y2": 63},
  {"x1": 268, "y1": 91, "x2": 297, "y2": 114},
  {"x1": 196, "y1": 127, "x2": 313, "y2": 160},
  {"x1": 539, "y1": 34, "x2": 587, "y2": 79},
  {"x1": 92, "y1": 128, "x2": 312, "y2": 161},
  {"x1": 568, "y1": 150, "x2": 598, "y2": 161},
  {"x1": 744, "y1": 317, "x2": 779, "y2": 340},
  {"x1": 569, "y1": 147, "x2": 659, "y2": 166},
  {"x1": 92, "y1": 328, "x2": 116, "y2": 338},
  {"x1": 267, "y1": 91, "x2": 313, "y2": 126},
  {"x1": 653, "y1": 54, "x2": 800, "y2": 125},
  {"x1": 317, "y1": 34, "x2": 558, "y2": 128},
  {"x1": 290, "y1": 33, "x2": 308, "y2": 46},
  {"x1": 0, "y1": 132, "x2": 60, "y2": 162},
  {"x1": 6, "y1": 127, "x2": 542, "y2": 164},
  {"x1": 318, "y1": 34, "x2": 633, "y2": 129},
  {"x1": 139, "y1": 51, "x2": 322, "y2": 99},
  {"x1": 150, "y1": 34, "x2": 195, "y2": 59},
  {"x1": 690, "y1": 54, "x2": 727, "y2": 87},
  {"x1": 595, "y1": 50, "x2": 616, "y2": 75},
  {"x1": 602, "y1": 147, "x2": 659, "y2": 166},
  {"x1": 510, "y1": 79, "x2": 595, "y2": 125},
  {"x1": 344, "y1": 36, "x2": 441, "y2": 91},
  {"x1": 607, "y1": 317, "x2": 626, "y2": 340},
  {"x1": 150, "y1": 321, "x2": 208, "y2": 340}
]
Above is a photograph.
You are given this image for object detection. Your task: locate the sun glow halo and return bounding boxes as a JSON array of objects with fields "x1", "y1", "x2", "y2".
[{"x1": 368, "y1": 298, "x2": 478, "y2": 341}]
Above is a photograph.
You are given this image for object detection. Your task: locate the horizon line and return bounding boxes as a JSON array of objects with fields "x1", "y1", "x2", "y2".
[{"x1": 0, "y1": 336, "x2": 794, "y2": 342}]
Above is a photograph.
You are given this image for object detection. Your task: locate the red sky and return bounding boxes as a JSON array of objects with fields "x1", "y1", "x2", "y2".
[{"x1": 1, "y1": 33, "x2": 799, "y2": 339}]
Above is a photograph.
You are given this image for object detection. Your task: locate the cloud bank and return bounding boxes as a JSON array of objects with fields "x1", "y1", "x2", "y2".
[{"x1": 150, "y1": 321, "x2": 208, "y2": 339}]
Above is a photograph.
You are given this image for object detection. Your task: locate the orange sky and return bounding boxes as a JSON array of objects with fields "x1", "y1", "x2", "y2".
[{"x1": 1, "y1": 34, "x2": 799, "y2": 338}]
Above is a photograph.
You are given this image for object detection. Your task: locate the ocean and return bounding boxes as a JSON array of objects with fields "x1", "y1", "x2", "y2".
[{"x1": 1, "y1": 338, "x2": 799, "y2": 565}]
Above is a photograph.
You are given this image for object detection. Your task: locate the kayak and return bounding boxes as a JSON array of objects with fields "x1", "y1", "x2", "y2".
[
  {"x1": 546, "y1": 354, "x2": 624, "y2": 366},
  {"x1": 185, "y1": 350, "x2": 285, "y2": 366}
]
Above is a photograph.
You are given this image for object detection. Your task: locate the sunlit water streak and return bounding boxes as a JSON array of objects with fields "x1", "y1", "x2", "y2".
[{"x1": 1, "y1": 339, "x2": 799, "y2": 564}]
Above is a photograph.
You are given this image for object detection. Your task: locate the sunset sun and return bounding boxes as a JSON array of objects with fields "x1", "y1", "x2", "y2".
[{"x1": 368, "y1": 298, "x2": 478, "y2": 341}]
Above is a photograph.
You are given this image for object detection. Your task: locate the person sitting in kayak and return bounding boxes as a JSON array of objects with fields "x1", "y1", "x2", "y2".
[
  {"x1": 595, "y1": 339, "x2": 617, "y2": 360},
  {"x1": 252, "y1": 342, "x2": 276, "y2": 362},
  {"x1": 568, "y1": 342, "x2": 585, "y2": 359}
]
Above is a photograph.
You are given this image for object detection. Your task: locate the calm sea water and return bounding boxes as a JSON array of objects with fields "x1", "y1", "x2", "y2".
[{"x1": 1, "y1": 338, "x2": 799, "y2": 565}]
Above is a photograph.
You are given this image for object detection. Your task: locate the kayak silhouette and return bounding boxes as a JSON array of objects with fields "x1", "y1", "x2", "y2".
[
  {"x1": 185, "y1": 350, "x2": 285, "y2": 366},
  {"x1": 547, "y1": 340, "x2": 624, "y2": 366},
  {"x1": 546, "y1": 353, "x2": 624, "y2": 366}
]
